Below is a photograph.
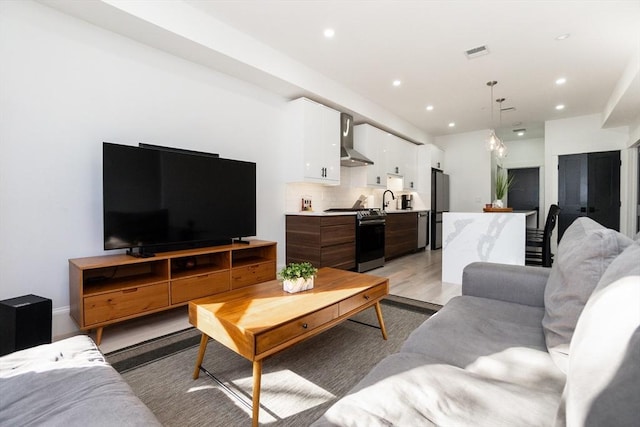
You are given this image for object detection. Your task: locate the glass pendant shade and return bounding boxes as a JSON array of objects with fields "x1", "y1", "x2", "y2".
[
  {"x1": 486, "y1": 129, "x2": 501, "y2": 151},
  {"x1": 496, "y1": 141, "x2": 508, "y2": 158}
]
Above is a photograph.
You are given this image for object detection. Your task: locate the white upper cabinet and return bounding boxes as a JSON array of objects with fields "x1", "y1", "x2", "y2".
[
  {"x1": 286, "y1": 98, "x2": 340, "y2": 184},
  {"x1": 400, "y1": 142, "x2": 418, "y2": 190},
  {"x1": 354, "y1": 123, "x2": 419, "y2": 190},
  {"x1": 430, "y1": 145, "x2": 445, "y2": 170},
  {"x1": 354, "y1": 124, "x2": 386, "y2": 187}
]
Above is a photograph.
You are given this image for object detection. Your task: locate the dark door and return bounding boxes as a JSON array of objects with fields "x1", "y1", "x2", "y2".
[
  {"x1": 558, "y1": 151, "x2": 620, "y2": 240},
  {"x1": 508, "y1": 167, "x2": 540, "y2": 226}
]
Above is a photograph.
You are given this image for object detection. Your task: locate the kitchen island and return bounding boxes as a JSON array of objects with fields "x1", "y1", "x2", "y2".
[{"x1": 442, "y1": 211, "x2": 530, "y2": 284}]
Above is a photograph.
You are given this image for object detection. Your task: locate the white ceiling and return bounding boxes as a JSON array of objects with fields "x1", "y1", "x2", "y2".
[{"x1": 184, "y1": 0, "x2": 640, "y2": 141}]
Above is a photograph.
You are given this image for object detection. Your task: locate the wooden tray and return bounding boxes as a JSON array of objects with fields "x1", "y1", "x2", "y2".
[{"x1": 483, "y1": 207, "x2": 513, "y2": 212}]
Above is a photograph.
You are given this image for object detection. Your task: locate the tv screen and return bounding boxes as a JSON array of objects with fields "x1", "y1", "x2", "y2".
[{"x1": 103, "y1": 142, "x2": 256, "y2": 253}]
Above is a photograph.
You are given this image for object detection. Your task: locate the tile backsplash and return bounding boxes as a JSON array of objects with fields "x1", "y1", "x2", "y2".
[{"x1": 285, "y1": 168, "x2": 428, "y2": 213}]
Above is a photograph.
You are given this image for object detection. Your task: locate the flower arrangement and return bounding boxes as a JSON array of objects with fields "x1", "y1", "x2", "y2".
[{"x1": 278, "y1": 262, "x2": 318, "y2": 293}]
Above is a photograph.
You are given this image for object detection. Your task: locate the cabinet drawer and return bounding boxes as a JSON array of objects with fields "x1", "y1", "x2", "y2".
[
  {"x1": 171, "y1": 271, "x2": 230, "y2": 304},
  {"x1": 320, "y1": 216, "x2": 355, "y2": 227},
  {"x1": 232, "y1": 262, "x2": 276, "y2": 289},
  {"x1": 338, "y1": 283, "x2": 387, "y2": 315},
  {"x1": 321, "y1": 242, "x2": 356, "y2": 270},
  {"x1": 320, "y1": 224, "x2": 355, "y2": 246},
  {"x1": 84, "y1": 283, "x2": 169, "y2": 326},
  {"x1": 256, "y1": 304, "x2": 339, "y2": 354}
]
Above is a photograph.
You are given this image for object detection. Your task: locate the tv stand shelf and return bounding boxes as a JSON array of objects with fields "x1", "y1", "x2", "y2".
[{"x1": 69, "y1": 240, "x2": 276, "y2": 345}]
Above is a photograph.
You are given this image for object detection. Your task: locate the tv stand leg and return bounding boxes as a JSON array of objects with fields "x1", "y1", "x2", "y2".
[{"x1": 95, "y1": 327, "x2": 103, "y2": 346}]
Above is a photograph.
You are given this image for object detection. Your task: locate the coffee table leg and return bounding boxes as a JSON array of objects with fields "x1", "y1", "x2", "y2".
[
  {"x1": 252, "y1": 360, "x2": 262, "y2": 427},
  {"x1": 193, "y1": 333, "x2": 209, "y2": 379},
  {"x1": 374, "y1": 302, "x2": 388, "y2": 340}
]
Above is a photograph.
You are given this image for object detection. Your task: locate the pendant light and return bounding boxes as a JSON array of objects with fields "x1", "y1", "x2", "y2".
[
  {"x1": 495, "y1": 97, "x2": 508, "y2": 158},
  {"x1": 485, "y1": 81, "x2": 502, "y2": 152}
]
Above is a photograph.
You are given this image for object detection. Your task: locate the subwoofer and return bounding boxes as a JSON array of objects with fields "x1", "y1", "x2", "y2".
[{"x1": 0, "y1": 294, "x2": 52, "y2": 356}]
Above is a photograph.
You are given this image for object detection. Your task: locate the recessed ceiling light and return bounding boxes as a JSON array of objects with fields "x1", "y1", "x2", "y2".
[
  {"x1": 555, "y1": 77, "x2": 567, "y2": 85},
  {"x1": 392, "y1": 80, "x2": 402, "y2": 87},
  {"x1": 323, "y1": 28, "x2": 335, "y2": 38},
  {"x1": 426, "y1": 105, "x2": 434, "y2": 111},
  {"x1": 448, "y1": 122, "x2": 455, "y2": 128},
  {"x1": 517, "y1": 132, "x2": 525, "y2": 136},
  {"x1": 555, "y1": 33, "x2": 570, "y2": 41},
  {"x1": 555, "y1": 104, "x2": 565, "y2": 110}
]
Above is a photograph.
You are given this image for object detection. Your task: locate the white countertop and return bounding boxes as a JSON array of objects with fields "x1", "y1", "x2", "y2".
[
  {"x1": 286, "y1": 209, "x2": 428, "y2": 216},
  {"x1": 285, "y1": 211, "x2": 357, "y2": 216}
]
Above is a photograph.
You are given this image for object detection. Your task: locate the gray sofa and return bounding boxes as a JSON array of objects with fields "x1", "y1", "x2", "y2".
[
  {"x1": 313, "y1": 217, "x2": 640, "y2": 426},
  {"x1": 0, "y1": 335, "x2": 160, "y2": 426}
]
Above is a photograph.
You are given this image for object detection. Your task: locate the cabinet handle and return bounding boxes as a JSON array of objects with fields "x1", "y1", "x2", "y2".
[
  {"x1": 376, "y1": 176, "x2": 381, "y2": 184},
  {"x1": 410, "y1": 181, "x2": 414, "y2": 188},
  {"x1": 395, "y1": 166, "x2": 399, "y2": 174},
  {"x1": 364, "y1": 294, "x2": 370, "y2": 300},
  {"x1": 122, "y1": 288, "x2": 138, "y2": 293},
  {"x1": 302, "y1": 323, "x2": 308, "y2": 329}
]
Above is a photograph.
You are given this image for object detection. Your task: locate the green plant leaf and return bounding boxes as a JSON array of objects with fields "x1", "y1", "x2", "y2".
[{"x1": 278, "y1": 262, "x2": 318, "y2": 280}]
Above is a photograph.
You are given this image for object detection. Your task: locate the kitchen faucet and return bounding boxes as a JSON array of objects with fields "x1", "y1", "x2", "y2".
[{"x1": 382, "y1": 190, "x2": 395, "y2": 210}]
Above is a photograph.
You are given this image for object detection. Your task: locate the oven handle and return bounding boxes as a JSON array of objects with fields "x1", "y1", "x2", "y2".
[{"x1": 358, "y1": 219, "x2": 386, "y2": 226}]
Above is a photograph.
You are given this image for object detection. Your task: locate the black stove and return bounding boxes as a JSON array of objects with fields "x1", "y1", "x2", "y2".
[{"x1": 324, "y1": 208, "x2": 386, "y2": 272}]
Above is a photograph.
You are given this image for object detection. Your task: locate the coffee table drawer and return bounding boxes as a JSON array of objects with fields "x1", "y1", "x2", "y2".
[
  {"x1": 338, "y1": 283, "x2": 387, "y2": 315},
  {"x1": 256, "y1": 304, "x2": 339, "y2": 354}
]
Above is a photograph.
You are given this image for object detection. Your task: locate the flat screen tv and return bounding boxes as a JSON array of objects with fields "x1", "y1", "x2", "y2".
[{"x1": 103, "y1": 142, "x2": 256, "y2": 255}]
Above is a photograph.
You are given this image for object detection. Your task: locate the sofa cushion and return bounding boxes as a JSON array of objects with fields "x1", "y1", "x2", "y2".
[
  {"x1": 558, "y1": 242, "x2": 640, "y2": 427},
  {"x1": 542, "y1": 218, "x2": 632, "y2": 372},
  {"x1": 312, "y1": 352, "x2": 564, "y2": 427},
  {"x1": 402, "y1": 296, "x2": 550, "y2": 368},
  {"x1": 0, "y1": 335, "x2": 160, "y2": 426}
]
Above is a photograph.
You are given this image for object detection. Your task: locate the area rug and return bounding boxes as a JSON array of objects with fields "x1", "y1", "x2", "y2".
[{"x1": 106, "y1": 298, "x2": 435, "y2": 426}]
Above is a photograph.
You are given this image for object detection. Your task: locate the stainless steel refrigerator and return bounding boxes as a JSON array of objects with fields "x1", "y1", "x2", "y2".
[{"x1": 431, "y1": 169, "x2": 449, "y2": 249}]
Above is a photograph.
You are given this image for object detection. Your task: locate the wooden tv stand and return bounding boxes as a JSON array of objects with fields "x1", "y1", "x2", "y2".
[{"x1": 68, "y1": 240, "x2": 276, "y2": 345}]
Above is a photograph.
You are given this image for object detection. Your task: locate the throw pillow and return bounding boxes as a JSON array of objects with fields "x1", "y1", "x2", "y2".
[
  {"x1": 557, "y1": 242, "x2": 640, "y2": 426},
  {"x1": 542, "y1": 217, "x2": 633, "y2": 372}
]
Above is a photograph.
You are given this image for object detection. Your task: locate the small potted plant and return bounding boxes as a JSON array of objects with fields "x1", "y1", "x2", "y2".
[{"x1": 278, "y1": 262, "x2": 318, "y2": 293}]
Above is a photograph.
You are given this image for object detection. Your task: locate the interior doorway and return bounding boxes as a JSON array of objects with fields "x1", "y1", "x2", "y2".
[
  {"x1": 558, "y1": 150, "x2": 621, "y2": 240},
  {"x1": 507, "y1": 167, "x2": 540, "y2": 227}
]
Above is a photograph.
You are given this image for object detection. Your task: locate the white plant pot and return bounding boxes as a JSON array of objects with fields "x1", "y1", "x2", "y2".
[
  {"x1": 283, "y1": 276, "x2": 314, "y2": 293},
  {"x1": 493, "y1": 199, "x2": 504, "y2": 208}
]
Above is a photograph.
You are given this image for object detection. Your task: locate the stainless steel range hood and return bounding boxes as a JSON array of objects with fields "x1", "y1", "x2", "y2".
[{"x1": 340, "y1": 113, "x2": 374, "y2": 167}]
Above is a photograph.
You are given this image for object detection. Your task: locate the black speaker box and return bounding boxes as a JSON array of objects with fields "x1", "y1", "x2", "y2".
[{"x1": 0, "y1": 294, "x2": 52, "y2": 356}]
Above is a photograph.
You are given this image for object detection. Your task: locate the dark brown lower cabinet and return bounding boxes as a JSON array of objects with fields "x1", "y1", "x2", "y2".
[
  {"x1": 286, "y1": 215, "x2": 356, "y2": 270},
  {"x1": 385, "y1": 213, "x2": 418, "y2": 260}
]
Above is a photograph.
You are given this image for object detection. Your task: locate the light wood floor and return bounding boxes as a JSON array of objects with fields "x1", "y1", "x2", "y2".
[
  {"x1": 96, "y1": 249, "x2": 458, "y2": 353},
  {"x1": 371, "y1": 248, "x2": 461, "y2": 306}
]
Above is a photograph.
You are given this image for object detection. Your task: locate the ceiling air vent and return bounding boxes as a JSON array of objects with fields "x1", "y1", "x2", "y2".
[{"x1": 464, "y1": 45, "x2": 489, "y2": 59}]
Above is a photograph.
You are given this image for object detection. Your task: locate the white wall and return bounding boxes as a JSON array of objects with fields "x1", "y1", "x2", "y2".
[
  {"x1": 436, "y1": 130, "x2": 493, "y2": 212},
  {"x1": 0, "y1": 1, "x2": 289, "y2": 334},
  {"x1": 544, "y1": 114, "x2": 632, "y2": 241}
]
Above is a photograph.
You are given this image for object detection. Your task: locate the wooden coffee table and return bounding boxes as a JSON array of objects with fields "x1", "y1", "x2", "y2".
[{"x1": 189, "y1": 267, "x2": 389, "y2": 426}]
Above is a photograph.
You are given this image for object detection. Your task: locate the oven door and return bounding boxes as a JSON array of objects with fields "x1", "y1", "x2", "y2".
[{"x1": 357, "y1": 219, "x2": 385, "y2": 272}]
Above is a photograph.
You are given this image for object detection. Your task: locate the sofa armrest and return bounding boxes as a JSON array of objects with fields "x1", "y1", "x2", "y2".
[{"x1": 462, "y1": 262, "x2": 550, "y2": 307}]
